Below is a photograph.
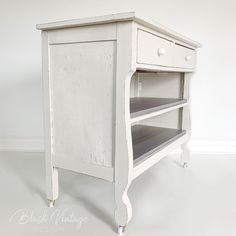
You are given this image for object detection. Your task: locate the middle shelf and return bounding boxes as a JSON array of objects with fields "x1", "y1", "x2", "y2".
[{"x1": 130, "y1": 97, "x2": 187, "y2": 123}]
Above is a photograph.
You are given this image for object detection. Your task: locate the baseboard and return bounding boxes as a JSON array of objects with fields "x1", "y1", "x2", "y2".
[
  {"x1": 189, "y1": 140, "x2": 236, "y2": 155},
  {"x1": 0, "y1": 137, "x2": 44, "y2": 152},
  {"x1": 0, "y1": 138, "x2": 236, "y2": 156}
]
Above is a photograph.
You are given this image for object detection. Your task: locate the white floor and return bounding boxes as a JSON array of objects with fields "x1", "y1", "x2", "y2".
[{"x1": 0, "y1": 151, "x2": 236, "y2": 236}]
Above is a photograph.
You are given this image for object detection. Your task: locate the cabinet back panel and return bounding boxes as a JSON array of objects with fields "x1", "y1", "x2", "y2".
[
  {"x1": 131, "y1": 72, "x2": 183, "y2": 99},
  {"x1": 139, "y1": 109, "x2": 181, "y2": 130},
  {"x1": 49, "y1": 41, "x2": 115, "y2": 167}
]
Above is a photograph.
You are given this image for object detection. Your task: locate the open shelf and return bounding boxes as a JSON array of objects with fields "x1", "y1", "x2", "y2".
[
  {"x1": 132, "y1": 125, "x2": 186, "y2": 165},
  {"x1": 130, "y1": 97, "x2": 187, "y2": 123}
]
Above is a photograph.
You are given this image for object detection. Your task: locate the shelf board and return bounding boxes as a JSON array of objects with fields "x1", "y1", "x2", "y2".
[
  {"x1": 130, "y1": 97, "x2": 187, "y2": 123},
  {"x1": 132, "y1": 125, "x2": 186, "y2": 165}
]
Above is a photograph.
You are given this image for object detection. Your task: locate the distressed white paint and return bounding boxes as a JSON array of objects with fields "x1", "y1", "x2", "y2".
[
  {"x1": 42, "y1": 31, "x2": 59, "y2": 201},
  {"x1": 38, "y1": 13, "x2": 200, "y2": 232},
  {"x1": 114, "y1": 21, "x2": 137, "y2": 228},
  {"x1": 137, "y1": 29, "x2": 174, "y2": 67},
  {"x1": 36, "y1": 12, "x2": 201, "y2": 48},
  {"x1": 48, "y1": 23, "x2": 116, "y2": 45},
  {"x1": 49, "y1": 41, "x2": 115, "y2": 168},
  {"x1": 181, "y1": 73, "x2": 192, "y2": 166},
  {"x1": 174, "y1": 45, "x2": 196, "y2": 69}
]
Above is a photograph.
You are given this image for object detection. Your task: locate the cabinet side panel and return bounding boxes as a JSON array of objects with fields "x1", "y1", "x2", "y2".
[{"x1": 49, "y1": 41, "x2": 115, "y2": 167}]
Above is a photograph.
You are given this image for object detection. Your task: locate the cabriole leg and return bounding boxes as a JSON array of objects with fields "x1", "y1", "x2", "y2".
[
  {"x1": 115, "y1": 182, "x2": 132, "y2": 235},
  {"x1": 114, "y1": 22, "x2": 136, "y2": 234}
]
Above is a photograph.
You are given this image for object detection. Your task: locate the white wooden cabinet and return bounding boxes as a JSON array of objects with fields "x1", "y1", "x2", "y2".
[{"x1": 37, "y1": 12, "x2": 201, "y2": 234}]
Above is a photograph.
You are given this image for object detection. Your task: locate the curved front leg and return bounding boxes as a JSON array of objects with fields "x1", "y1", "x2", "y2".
[
  {"x1": 115, "y1": 182, "x2": 132, "y2": 227},
  {"x1": 114, "y1": 70, "x2": 134, "y2": 229},
  {"x1": 114, "y1": 21, "x2": 137, "y2": 233}
]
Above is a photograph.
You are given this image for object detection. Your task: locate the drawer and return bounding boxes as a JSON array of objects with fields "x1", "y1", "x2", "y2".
[
  {"x1": 137, "y1": 29, "x2": 174, "y2": 67},
  {"x1": 174, "y1": 45, "x2": 196, "y2": 69}
]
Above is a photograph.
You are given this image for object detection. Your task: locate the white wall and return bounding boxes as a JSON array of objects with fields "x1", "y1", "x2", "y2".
[{"x1": 1, "y1": 0, "x2": 236, "y2": 153}]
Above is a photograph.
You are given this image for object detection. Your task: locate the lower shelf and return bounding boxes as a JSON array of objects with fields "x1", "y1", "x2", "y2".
[{"x1": 132, "y1": 125, "x2": 186, "y2": 165}]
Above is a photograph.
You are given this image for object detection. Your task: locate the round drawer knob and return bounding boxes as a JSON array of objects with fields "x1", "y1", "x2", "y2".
[
  {"x1": 185, "y1": 55, "x2": 192, "y2": 61},
  {"x1": 157, "y1": 48, "x2": 165, "y2": 56}
]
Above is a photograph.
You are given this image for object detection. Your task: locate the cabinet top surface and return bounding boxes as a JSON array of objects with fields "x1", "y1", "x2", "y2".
[{"x1": 36, "y1": 12, "x2": 201, "y2": 48}]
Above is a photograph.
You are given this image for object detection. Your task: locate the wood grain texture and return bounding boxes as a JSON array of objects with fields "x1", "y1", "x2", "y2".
[
  {"x1": 130, "y1": 97, "x2": 187, "y2": 118},
  {"x1": 132, "y1": 125, "x2": 186, "y2": 164},
  {"x1": 133, "y1": 134, "x2": 188, "y2": 180}
]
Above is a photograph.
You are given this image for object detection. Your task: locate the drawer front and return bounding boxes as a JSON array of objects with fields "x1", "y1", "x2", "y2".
[
  {"x1": 137, "y1": 29, "x2": 174, "y2": 67},
  {"x1": 174, "y1": 45, "x2": 196, "y2": 69}
]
